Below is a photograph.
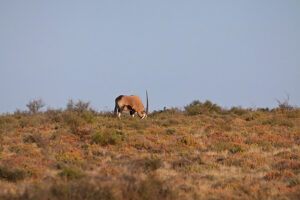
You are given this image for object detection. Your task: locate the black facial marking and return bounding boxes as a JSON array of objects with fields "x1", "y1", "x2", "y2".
[{"x1": 130, "y1": 110, "x2": 135, "y2": 115}]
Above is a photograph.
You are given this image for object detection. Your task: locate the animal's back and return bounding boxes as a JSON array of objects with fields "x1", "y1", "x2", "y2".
[
  {"x1": 126, "y1": 95, "x2": 143, "y2": 107},
  {"x1": 115, "y1": 95, "x2": 124, "y2": 103},
  {"x1": 117, "y1": 95, "x2": 143, "y2": 110}
]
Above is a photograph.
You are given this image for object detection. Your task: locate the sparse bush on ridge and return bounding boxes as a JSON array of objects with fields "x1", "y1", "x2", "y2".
[
  {"x1": 230, "y1": 106, "x2": 249, "y2": 116},
  {"x1": 184, "y1": 100, "x2": 223, "y2": 115},
  {"x1": 276, "y1": 94, "x2": 295, "y2": 112},
  {"x1": 45, "y1": 108, "x2": 63, "y2": 123},
  {"x1": 62, "y1": 100, "x2": 97, "y2": 135},
  {"x1": 66, "y1": 99, "x2": 91, "y2": 112},
  {"x1": 26, "y1": 99, "x2": 45, "y2": 114}
]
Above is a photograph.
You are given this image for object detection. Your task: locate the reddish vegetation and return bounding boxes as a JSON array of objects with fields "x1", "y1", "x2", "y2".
[{"x1": 0, "y1": 102, "x2": 299, "y2": 199}]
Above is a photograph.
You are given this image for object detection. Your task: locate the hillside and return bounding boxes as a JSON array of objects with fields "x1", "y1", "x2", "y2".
[{"x1": 0, "y1": 101, "x2": 299, "y2": 199}]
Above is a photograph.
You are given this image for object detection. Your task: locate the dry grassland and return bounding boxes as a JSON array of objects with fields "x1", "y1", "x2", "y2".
[{"x1": 0, "y1": 101, "x2": 299, "y2": 199}]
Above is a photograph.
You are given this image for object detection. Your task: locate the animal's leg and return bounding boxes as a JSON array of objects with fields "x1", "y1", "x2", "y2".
[
  {"x1": 118, "y1": 106, "x2": 125, "y2": 119},
  {"x1": 130, "y1": 110, "x2": 135, "y2": 118},
  {"x1": 118, "y1": 108, "x2": 122, "y2": 119},
  {"x1": 114, "y1": 103, "x2": 118, "y2": 116}
]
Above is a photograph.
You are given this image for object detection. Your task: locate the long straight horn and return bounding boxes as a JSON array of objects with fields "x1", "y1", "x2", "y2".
[{"x1": 146, "y1": 90, "x2": 149, "y2": 114}]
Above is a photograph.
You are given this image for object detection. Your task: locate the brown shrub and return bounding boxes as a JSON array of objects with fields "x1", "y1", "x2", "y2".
[
  {"x1": 0, "y1": 166, "x2": 26, "y2": 182},
  {"x1": 273, "y1": 160, "x2": 300, "y2": 171}
]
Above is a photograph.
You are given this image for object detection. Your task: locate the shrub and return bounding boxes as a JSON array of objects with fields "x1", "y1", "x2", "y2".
[
  {"x1": 244, "y1": 112, "x2": 259, "y2": 121},
  {"x1": 26, "y1": 99, "x2": 45, "y2": 114},
  {"x1": 150, "y1": 107, "x2": 182, "y2": 117},
  {"x1": 213, "y1": 142, "x2": 246, "y2": 154},
  {"x1": 230, "y1": 106, "x2": 249, "y2": 116},
  {"x1": 162, "y1": 119, "x2": 180, "y2": 127},
  {"x1": 51, "y1": 181, "x2": 114, "y2": 200},
  {"x1": 172, "y1": 158, "x2": 193, "y2": 169},
  {"x1": 55, "y1": 152, "x2": 83, "y2": 164},
  {"x1": 184, "y1": 100, "x2": 222, "y2": 115},
  {"x1": 178, "y1": 135, "x2": 198, "y2": 146},
  {"x1": 261, "y1": 116, "x2": 294, "y2": 127},
  {"x1": 130, "y1": 121, "x2": 144, "y2": 130},
  {"x1": 12, "y1": 180, "x2": 115, "y2": 200},
  {"x1": 58, "y1": 167, "x2": 85, "y2": 180},
  {"x1": 80, "y1": 111, "x2": 96, "y2": 123},
  {"x1": 286, "y1": 109, "x2": 300, "y2": 118},
  {"x1": 215, "y1": 119, "x2": 232, "y2": 131},
  {"x1": 145, "y1": 158, "x2": 163, "y2": 171},
  {"x1": 264, "y1": 170, "x2": 295, "y2": 181},
  {"x1": 91, "y1": 130, "x2": 123, "y2": 146},
  {"x1": 276, "y1": 94, "x2": 295, "y2": 111},
  {"x1": 0, "y1": 115, "x2": 19, "y2": 133},
  {"x1": 0, "y1": 166, "x2": 26, "y2": 182},
  {"x1": 66, "y1": 99, "x2": 90, "y2": 112},
  {"x1": 127, "y1": 175, "x2": 176, "y2": 200},
  {"x1": 45, "y1": 108, "x2": 63, "y2": 123},
  {"x1": 288, "y1": 176, "x2": 300, "y2": 188},
  {"x1": 23, "y1": 132, "x2": 49, "y2": 148},
  {"x1": 63, "y1": 111, "x2": 85, "y2": 134},
  {"x1": 165, "y1": 129, "x2": 176, "y2": 135}
]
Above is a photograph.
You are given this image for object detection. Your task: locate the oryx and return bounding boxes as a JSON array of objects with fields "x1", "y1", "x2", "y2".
[{"x1": 114, "y1": 91, "x2": 149, "y2": 119}]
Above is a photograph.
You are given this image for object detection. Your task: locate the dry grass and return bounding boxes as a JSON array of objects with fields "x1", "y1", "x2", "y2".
[{"x1": 0, "y1": 103, "x2": 299, "y2": 199}]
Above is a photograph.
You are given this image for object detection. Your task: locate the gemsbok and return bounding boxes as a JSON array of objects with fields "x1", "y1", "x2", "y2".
[{"x1": 114, "y1": 91, "x2": 149, "y2": 119}]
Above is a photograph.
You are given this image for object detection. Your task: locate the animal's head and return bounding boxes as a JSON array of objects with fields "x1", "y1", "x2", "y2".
[
  {"x1": 138, "y1": 91, "x2": 148, "y2": 119},
  {"x1": 139, "y1": 110, "x2": 147, "y2": 119}
]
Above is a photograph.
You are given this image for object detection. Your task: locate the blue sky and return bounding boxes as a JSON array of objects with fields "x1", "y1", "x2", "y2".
[{"x1": 1, "y1": 1, "x2": 299, "y2": 113}]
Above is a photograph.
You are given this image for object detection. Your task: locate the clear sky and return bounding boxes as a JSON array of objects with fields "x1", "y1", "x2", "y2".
[{"x1": 1, "y1": 1, "x2": 299, "y2": 113}]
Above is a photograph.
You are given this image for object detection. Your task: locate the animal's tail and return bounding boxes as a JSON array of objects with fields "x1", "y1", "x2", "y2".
[
  {"x1": 114, "y1": 102, "x2": 118, "y2": 116},
  {"x1": 114, "y1": 100, "x2": 120, "y2": 115}
]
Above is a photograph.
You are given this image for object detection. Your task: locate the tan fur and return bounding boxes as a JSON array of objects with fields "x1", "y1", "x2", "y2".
[{"x1": 114, "y1": 92, "x2": 148, "y2": 119}]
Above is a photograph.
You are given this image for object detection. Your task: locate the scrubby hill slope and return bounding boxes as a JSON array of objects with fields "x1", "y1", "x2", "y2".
[{"x1": 0, "y1": 101, "x2": 299, "y2": 199}]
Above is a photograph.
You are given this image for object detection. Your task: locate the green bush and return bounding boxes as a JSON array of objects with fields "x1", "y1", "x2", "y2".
[
  {"x1": 58, "y1": 167, "x2": 85, "y2": 180},
  {"x1": 0, "y1": 166, "x2": 26, "y2": 182},
  {"x1": 80, "y1": 111, "x2": 96, "y2": 123},
  {"x1": 63, "y1": 111, "x2": 85, "y2": 134},
  {"x1": 213, "y1": 142, "x2": 246, "y2": 154},
  {"x1": 261, "y1": 116, "x2": 294, "y2": 127},
  {"x1": 135, "y1": 175, "x2": 175, "y2": 200},
  {"x1": 184, "y1": 100, "x2": 223, "y2": 115},
  {"x1": 230, "y1": 107, "x2": 249, "y2": 116},
  {"x1": 91, "y1": 130, "x2": 123, "y2": 146},
  {"x1": 8, "y1": 180, "x2": 115, "y2": 200},
  {"x1": 244, "y1": 112, "x2": 260, "y2": 121},
  {"x1": 45, "y1": 108, "x2": 63, "y2": 123}
]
